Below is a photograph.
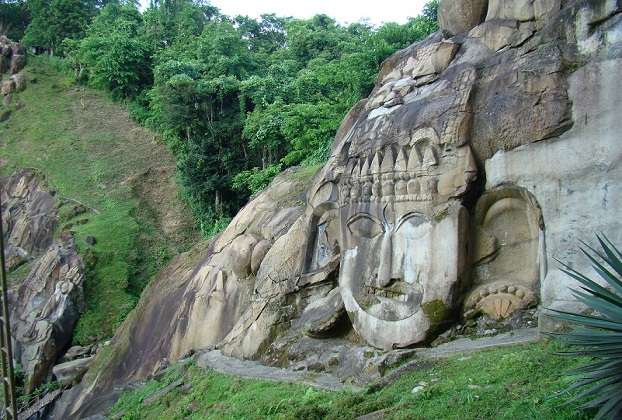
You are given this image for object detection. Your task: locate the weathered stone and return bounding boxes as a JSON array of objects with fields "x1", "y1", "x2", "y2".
[
  {"x1": 468, "y1": 20, "x2": 528, "y2": 51},
  {"x1": 485, "y1": 57, "x2": 622, "y2": 324},
  {"x1": 438, "y1": 0, "x2": 488, "y2": 36},
  {"x1": 62, "y1": 345, "x2": 93, "y2": 362},
  {"x1": 196, "y1": 350, "x2": 349, "y2": 391},
  {"x1": 0, "y1": 56, "x2": 8, "y2": 74},
  {"x1": 534, "y1": 0, "x2": 561, "y2": 29},
  {"x1": 333, "y1": 64, "x2": 478, "y2": 350},
  {"x1": 0, "y1": 36, "x2": 26, "y2": 75},
  {"x1": 11, "y1": 72, "x2": 26, "y2": 92},
  {"x1": 10, "y1": 55, "x2": 26, "y2": 76},
  {"x1": 2, "y1": 170, "x2": 58, "y2": 269},
  {"x1": 53, "y1": 356, "x2": 93, "y2": 386},
  {"x1": 470, "y1": 45, "x2": 572, "y2": 162},
  {"x1": 10, "y1": 234, "x2": 85, "y2": 393},
  {"x1": 51, "y1": 2, "x2": 622, "y2": 417},
  {"x1": 299, "y1": 287, "x2": 345, "y2": 337},
  {"x1": 465, "y1": 187, "x2": 543, "y2": 319},
  {"x1": 403, "y1": 40, "x2": 459, "y2": 78},
  {"x1": 250, "y1": 239, "x2": 271, "y2": 274},
  {"x1": 486, "y1": 0, "x2": 535, "y2": 22},
  {"x1": 1, "y1": 79, "x2": 15, "y2": 95}
]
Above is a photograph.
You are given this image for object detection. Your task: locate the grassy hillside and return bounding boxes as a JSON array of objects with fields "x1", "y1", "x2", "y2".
[
  {"x1": 0, "y1": 57, "x2": 199, "y2": 344},
  {"x1": 110, "y1": 342, "x2": 589, "y2": 420}
]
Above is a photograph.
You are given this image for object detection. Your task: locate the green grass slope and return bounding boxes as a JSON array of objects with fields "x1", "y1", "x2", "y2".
[
  {"x1": 0, "y1": 57, "x2": 198, "y2": 344},
  {"x1": 110, "y1": 342, "x2": 589, "y2": 420}
]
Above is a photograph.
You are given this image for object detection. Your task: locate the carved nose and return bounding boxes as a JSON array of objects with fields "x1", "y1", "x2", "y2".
[{"x1": 377, "y1": 231, "x2": 393, "y2": 287}]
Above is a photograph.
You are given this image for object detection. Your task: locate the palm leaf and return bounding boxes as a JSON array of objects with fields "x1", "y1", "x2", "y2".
[{"x1": 549, "y1": 236, "x2": 622, "y2": 418}]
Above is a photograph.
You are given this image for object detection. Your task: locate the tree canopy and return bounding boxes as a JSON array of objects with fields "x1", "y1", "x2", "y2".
[{"x1": 15, "y1": 0, "x2": 439, "y2": 235}]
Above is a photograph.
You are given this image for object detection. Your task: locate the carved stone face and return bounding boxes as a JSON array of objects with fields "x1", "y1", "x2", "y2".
[
  {"x1": 335, "y1": 63, "x2": 479, "y2": 349},
  {"x1": 342, "y1": 202, "x2": 428, "y2": 321},
  {"x1": 338, "y1": 143, "x2": 474, "y2": 349}
]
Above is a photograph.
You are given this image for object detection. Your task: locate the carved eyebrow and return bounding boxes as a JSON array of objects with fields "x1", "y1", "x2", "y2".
[
  {"x1": 347, "y1": 213, "x2": 383, "y2": 227},
  {"x1": 395, "y1": 212, "x2": 427, "y2": 231}
]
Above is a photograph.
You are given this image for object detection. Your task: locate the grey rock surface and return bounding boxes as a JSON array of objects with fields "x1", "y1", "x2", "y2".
[
  {"x1": 53, "y1": 356, "x2": 94, "y2": 386},
  {"x1": 10, "y1": 233, "x2": 85, "y2": 393},
  {"x1": 2, "y1": 170, "x2": 85, "y2": 393},
  {"x1": 438, "y1": 0, "x2": 488, "y2": 36},
  {"x1": 417, "y1": 328, "x2": 540, "y2": 359},
  {"x1": 196, "y1": 350, "x2": 354, "y2": 391},
  {"x1": 1, "y1": 170, "x2": 57, "y2": 270}
]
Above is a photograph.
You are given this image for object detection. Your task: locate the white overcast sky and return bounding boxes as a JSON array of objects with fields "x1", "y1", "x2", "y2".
[{"x1": 140, "y1": 0, "x2": 429, "y2": 26}]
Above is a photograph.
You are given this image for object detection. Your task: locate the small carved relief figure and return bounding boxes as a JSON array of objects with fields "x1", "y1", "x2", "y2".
[
  {"x1": 464, "y1": 187, "x2": 544, "y2": 320},
  {"x1": 307, "y1": 211, "x2": 340, "y2": 272}
]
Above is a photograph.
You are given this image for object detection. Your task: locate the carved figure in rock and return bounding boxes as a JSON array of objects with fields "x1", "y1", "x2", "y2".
[
  {"x1": 10, "y1": 234, "x2": 84, "y2": 393},
  {"x1": 464, "y1": 187, "x2": 544, "y2": 320},
  {"x1": 336, "y1": 62, "x2": 479, "y2": 350}
]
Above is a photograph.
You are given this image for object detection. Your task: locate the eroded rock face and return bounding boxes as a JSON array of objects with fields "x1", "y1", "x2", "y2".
[
  {"x1": 10, "y1": 233, "x2": 85, "y2": 393},
  {"x1": 0, "y1": 171, "x2": 86, "y2": 393},
  {"x1": 0, "y1": 36, "x2": 26, "y2": 112},
  {"x1": 438, "y1": 0, "x2": 488, "y2": 36},
  {"x1": 1, "y1": 170, "x2": 57, "y2": 270},
  {"x1": 0, "y1": 36, "x2": 26, "y2": 76},
  {"x1": 54, "y1": 1, "x2": 622, "y2": 417},
  {"x1": 331, "y1": 63, "x2": 478, "y2": 349}
]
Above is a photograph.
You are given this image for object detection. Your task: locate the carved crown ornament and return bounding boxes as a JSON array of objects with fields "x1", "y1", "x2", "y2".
[{"x1": 339, "y1": 143, "x2": 442, "y2": 204}]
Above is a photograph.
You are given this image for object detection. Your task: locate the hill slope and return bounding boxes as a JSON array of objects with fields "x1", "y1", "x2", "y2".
[{"x1": 0, "y1": 57, "x2": 199, "y2": 344}]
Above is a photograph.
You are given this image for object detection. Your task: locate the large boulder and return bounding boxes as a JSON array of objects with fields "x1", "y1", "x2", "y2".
[
  {"x1": 9, "y1": 42, "x2": 26, "y2": 74},
  {"x1": 1, "y1": 79, "x2": 14, "y2": 96},
  {"x1": 53, "y1": 356, "x2": 93, "y2": 387},
  {"x1": 438, "y1": 0, "x2": 488, "y2": 36},
  {"x1": 11, "y1": 72, "x2": 26, "y2": 92}
]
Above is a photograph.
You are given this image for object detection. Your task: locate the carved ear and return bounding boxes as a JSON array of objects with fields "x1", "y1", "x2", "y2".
[
  {"x1": 309, "y1": 181, "x2": 338, "y2": 211},
  {"x1": 347, "y1": 214, "x2": 384, "y2": 239}
]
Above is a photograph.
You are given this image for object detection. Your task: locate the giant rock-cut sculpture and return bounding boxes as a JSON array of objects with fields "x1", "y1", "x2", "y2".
[
  {"x1": 333, "y1": 63, "x2": 479, "y2": 349},
  {"x1": 50, "y1": 0, "x2": 622, "y2": 416}
]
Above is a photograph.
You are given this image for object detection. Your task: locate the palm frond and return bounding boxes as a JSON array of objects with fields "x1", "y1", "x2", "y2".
[{"x1": 549, "y1": 235, "x2": 622, "y2": 418}]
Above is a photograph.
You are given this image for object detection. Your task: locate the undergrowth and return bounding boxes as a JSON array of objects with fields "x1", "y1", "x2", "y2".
[{"x1": 111, "y1": 342, "x2": 591, "y2": 420}]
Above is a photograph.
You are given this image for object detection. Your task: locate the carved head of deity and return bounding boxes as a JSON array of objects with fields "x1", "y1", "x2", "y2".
[{"x1": 336, "y1": 64, "x2": 478, "y2": 349}]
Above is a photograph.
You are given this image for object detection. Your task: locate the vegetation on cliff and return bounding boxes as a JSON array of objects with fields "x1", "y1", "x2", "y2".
[
  {"x1": 3, "y1": 0, "x2": 439, "y2": 235},
  {"x1": 0, "y1": 57, "x2": 198, "y2": 344}
]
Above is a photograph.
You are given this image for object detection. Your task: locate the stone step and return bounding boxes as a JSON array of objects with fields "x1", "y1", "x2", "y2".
[
  {"x1": 196, "y1": 350, "x2": 361, "y2": 392},
  {"x1": 417, "y1": 328, "x2": 540, "y2": 360}
]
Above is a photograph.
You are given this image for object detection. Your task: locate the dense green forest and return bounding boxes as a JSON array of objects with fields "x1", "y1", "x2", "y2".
[{"x1": 1, "y1": 0, "x2": 439, "y2": 235}]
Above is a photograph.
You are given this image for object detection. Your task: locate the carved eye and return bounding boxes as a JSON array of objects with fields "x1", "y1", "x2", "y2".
[
  {"x1": 347, "y1": 214, "x2": 384, "y2": 239},
  {"x1": 396, "y1": 212, "x2": 427, "y2": 231}
]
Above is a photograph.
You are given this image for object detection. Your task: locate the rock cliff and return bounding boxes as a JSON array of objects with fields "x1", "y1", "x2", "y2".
[
  {"x1": 53, "y1": 0, "x2": 622, "y2": 417},
  {"x1": 2, "y1": 171, "x2": 85, "y2": 393}
]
